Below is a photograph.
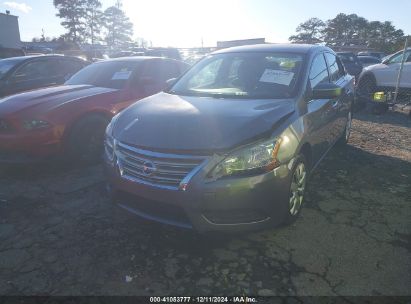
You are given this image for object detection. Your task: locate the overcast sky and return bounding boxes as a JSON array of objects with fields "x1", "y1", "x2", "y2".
[{"x1": 1, "y1": 0, "x2": 410, "y2": 47}]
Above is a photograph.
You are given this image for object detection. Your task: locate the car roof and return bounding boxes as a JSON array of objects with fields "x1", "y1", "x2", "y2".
[
  {"x1": 358, "y1": 51, "x2": 384, "y2": 54},
  {"x1": 358, "y1": 56, "x2": 380, "y2": 60},
  {"x1": 98, "y1": 56, "x2": 182, "y2": 63},
  {"x1": 0, "y1": 54, "x2": 85, "y2": 62},
  {"x1": 213, "y1": 44, "x2": 329, "y2": 55}
]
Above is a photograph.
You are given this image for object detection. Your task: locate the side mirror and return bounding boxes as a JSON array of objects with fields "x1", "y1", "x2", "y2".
[
  {"x1": 164, "y1": 78, "x2": 177, "y2": 91},
  {"x1": 382, "y1": 58, "x2": 389, "y2": 64},
  {"x1": 166, "y1": 78, "x2": 177, "y2": 86},
  {"x1": 64, "y1": 73, "x2": 72, "y2": 81},
  {"x1": 312, "y1": 83, "x2": 342, "y2": 99}
]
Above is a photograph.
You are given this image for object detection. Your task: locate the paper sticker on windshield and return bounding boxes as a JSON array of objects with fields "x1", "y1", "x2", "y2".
[
  {"x1": 259, "y1": 69, "x2": 294, "y2": 85},
  {"x1": 112, "y1": 70, "x2": 132, "y2": 80}
]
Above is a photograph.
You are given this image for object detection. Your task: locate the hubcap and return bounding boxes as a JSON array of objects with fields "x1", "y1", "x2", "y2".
[
  {"x1": 289, "y1": 163, "x2": 307, "y2": 216},
  {"x1": 345, "y1": 111, "x2": 352, "y2": 141}
]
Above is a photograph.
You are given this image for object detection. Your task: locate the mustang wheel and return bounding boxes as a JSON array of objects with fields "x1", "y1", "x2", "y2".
[{"x1": 67, "y1": 114, "x2": 109, "y2": 163}]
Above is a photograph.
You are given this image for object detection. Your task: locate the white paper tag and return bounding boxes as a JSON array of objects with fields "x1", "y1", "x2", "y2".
[
  {"x1": 112, "y1": 71, "x2": 132, "y2": 80},
  {"x1": 259, "y1": 69, "x2": 294, "y2": 86}
]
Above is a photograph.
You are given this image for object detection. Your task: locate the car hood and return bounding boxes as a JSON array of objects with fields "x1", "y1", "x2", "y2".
[
  {"x1": 113, "y1": 92, "x2": 295, "y2": 153},
  {"x1": 363, "y1": 63, "x2": 387, "y2": 71},
  {"x1": 0, "y1": 85, "x2": 119, "y2": 116}
]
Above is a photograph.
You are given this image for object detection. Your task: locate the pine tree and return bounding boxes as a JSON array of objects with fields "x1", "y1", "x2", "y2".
[
  {"x1": 103, "y1": 0, "x2": 134, "y2": 50},
  {"x1": 84, "y1": 0, "x2": 103, "y2": 45},
  {"x1": 289, "y1": 18, "x2": 325, "y2": 44},
  {"x1": 53, "y1": 0, "x2": 87, "y2": 43}
]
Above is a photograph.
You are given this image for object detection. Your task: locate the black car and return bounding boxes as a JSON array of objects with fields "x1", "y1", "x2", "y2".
[
  {"x1": 357, "y1": 55, "x2": 381, "y2": 67},
  {"x1": 357, "y1": 51, "x2": 386, "y2": 60},
  {"x1": 0, "y1": 55, "x2": 88, "y2": 98},
  {"x1": 336, "y1": 52, "x2": 363, "y2": 79},
  {"x1": 105, "y1": 44, "x2": 355, "y2": 233},
  {"x1": 144, "y1": 48, "x2": 182, "y2": 60}
]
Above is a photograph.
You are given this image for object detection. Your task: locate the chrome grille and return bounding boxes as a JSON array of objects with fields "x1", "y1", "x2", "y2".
[{"x1": 115, "y1": 142, "x2": 207, "y2": 190}]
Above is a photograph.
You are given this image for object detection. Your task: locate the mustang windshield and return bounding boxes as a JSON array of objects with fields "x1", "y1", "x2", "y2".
[
  {"x1": 66, "y1": 61, "x2": 140, "y2": 89},
  {"x1": 170, "y1": 52, "x2": 304, "y2": 99}
]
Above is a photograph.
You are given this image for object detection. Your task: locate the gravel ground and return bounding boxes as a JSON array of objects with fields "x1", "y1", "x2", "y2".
[{"x1": 0, "y1": 111, "x2": 410, "y2": 296}]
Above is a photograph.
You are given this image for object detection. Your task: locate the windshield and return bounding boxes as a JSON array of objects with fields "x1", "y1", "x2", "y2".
[
  {"x1": 0, "y1": 57, "x2": 24, "y2": 79},
  {"x1": 169, "y1": 52, "x2": 304, "y2": 99},
  {"x1": 65, "y1": 60, "x2": 140, "y2": 89}
]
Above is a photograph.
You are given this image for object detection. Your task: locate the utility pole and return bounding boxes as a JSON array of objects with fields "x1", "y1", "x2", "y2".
[{"x1": 393, "y1": 36, "x2": 410, "y2": 104}]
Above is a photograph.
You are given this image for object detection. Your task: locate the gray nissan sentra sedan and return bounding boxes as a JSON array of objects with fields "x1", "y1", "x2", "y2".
[{"x1": 104, "y1": 44, "x2": 354, "y2": 233}]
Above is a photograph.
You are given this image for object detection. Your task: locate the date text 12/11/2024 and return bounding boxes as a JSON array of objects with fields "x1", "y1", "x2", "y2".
[{"x1": 149, "y1": 297, "x2": 258, "y2": 303}]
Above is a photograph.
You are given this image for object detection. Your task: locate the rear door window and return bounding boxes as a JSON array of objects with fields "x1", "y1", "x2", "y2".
[
  {"x1": 13, "y1": 60, "x2": 49, "y2": 81},
  {"x1": 59, "y1": 59, "x2": 86, "y2": 79},
  {"x1": 309, "y1": 54, "x2": 329, "y2": 88},
  {"x1": 12, "y1": 59, "x2": 54, "y2": 81},
  {"x1": 325, "y1": 53, "x2": 345, "y2": 82}
]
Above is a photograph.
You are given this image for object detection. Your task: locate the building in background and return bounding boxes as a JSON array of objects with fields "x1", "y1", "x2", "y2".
[
  {"x1": 0, "y1": 11, "x2": 24, "y2": 58},
  {"x1": 0, "y1": 11, "x2": 21, "y2": 49},
  {"x1": 217, "y1": 38, "x2": 266, "y2": 49}
]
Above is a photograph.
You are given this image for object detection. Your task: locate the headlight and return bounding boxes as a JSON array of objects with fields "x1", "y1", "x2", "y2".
[
  {"x1": 0, "y1": 119, "x2": 12, "y2": 132},
  {"x1": 104, "y1": 114, "x2": 119, "y2": 162},
  {"x1": 105, "y1": 134, "x2": 115, "y2": 162},
  {"x1": 209, "y1": 138, "x2": 282, "y2": 180},
  {"x1": 23, "y1": 120, "x2": 50, "y2": 130}
]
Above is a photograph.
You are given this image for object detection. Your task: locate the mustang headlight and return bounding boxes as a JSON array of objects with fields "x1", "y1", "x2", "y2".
[
  {"x1": 23, "y1": 119, "x2": 50, "y2": 130},
  {"x1": 209, "y1": 138, "x2": 282, "y2": 180}
]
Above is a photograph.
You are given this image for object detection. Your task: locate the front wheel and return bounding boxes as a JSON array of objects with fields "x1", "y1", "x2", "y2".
[
  {"x1": 369, "y1": 103, "x2": 389, "y2": 115},
  {"x1": 357, "y1": 75, "x2": 377, "y2": 98},
  {"x1": 337, "y1": 110, "x2": 352, "y2": 146},
  {"x1": 67, "y1": 114, "x2": 109, "y2": 164},
  {"x1": 282, "y1": 155, "x2": 308, "y2": 224}
]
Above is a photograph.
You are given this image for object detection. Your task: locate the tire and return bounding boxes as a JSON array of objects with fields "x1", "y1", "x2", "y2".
[
  {"x1": 357, "y1": 74, "x2": 377, "y2": 104},
  {"x1": 353, "y1": 95, "x2": 366, "y2": 112},
  {"x1": 371, "y1": 103, "x2": 389, "y2": 115},
  {"x1": 281, "y1": 154, "x2": 308, "y2": 225},
  {"x1": 67, "y1": 114, "x2": 109, "y2": 164},
  {"x1": 337, "y1": 110, "x2": 352, "y2": 146}
]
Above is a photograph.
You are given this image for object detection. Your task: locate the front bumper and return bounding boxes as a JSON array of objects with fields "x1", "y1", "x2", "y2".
[
  {"x1": 105, "y1": 159, "x2": 293, "y2": 233},
  {"x1": 0, "y1": 128, "x2": 63, "y2": 163}
]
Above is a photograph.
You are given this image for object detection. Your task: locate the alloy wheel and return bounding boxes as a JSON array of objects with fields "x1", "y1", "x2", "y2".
[{"x1": 289, "y1": 162, "x2": 307, "y2": 216}]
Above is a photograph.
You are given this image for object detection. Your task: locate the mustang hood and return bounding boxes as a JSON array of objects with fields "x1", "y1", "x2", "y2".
[
  {"x1": 0, "y1": 85, "x2": 119, "y2": 116},
  {"x1": 114, "y1": 92, "x2": 295, "y2": 152}
]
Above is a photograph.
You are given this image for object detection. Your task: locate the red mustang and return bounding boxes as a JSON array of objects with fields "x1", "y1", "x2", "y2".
[{"x1": 0, "y1": 57, "x2": 189, "y2": 163}]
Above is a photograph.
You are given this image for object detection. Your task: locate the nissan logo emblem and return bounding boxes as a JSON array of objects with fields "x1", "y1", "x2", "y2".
[{"x1": 142, "y1": 161, "x2": 156, "y2": 176}]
